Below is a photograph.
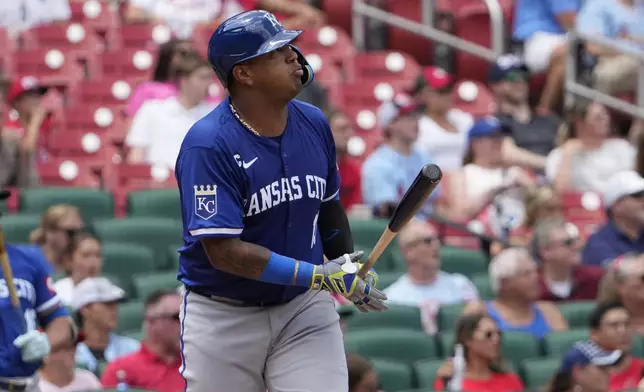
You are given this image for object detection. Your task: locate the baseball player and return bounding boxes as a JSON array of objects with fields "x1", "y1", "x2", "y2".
[
  {"x1": 176, "y1": 10, "x2": 388, "y2": 392},
  {"x1": 0, "y1": 191, "x2": 77, "y2": 392}
]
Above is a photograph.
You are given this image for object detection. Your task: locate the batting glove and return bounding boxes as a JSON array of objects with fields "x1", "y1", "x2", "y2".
[
  {"x1": 311, "y1": 251, "x2": 388, "y2": 313},
  {"x1": 13, "y1": 330, "x2": 51, "y2": 362}
]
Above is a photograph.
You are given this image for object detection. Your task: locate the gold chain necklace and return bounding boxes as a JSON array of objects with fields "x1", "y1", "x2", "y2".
[{"x1": 229, "y1": 103, "x2": 261, "y2": 137}]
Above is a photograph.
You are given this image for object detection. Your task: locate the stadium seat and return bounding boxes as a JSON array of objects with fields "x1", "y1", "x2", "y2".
[
  {"x1": 133, "y1": 271, "x2": 179, "y2": 300},
  {"x1": 439, "y1": 331, "x2": 540, "y2": 364},
  {"x1": 377, "y1": 271, "x2": 403, "y2": 289},
  {"x1": 438, "y1": 303, "x2": 464, "y2": 332},
  {"x1": 69, "y1": 1, "x2": 119, "y2": 34},
  {"x1": 345, "y1": 305, "x2": 422, "y2": 331},
  {"x1": 370, "y1": 359, "x2": 413, "y2": 392},
  {"x1": 19, "y1": 188, "x2": 113, "y2": 221},
  {"x1": 92, "y1": 217, "x2": 183, "y2": 268},
  {"x1": 115, "y1": 23, "x2": 174, "y2": 50},
  {"x1": 101, "y1": 48, "x2": 157, "y2": 79},
  {"x1": 396, "y1": 390, "x2": 435, "y2": 392},
  {"x1": 0, "y1": 214, "x2": 41, "y2": 243},
  {"x1": 470, "y1": 274, "x2": 493, "y2": 300},
  {"x1": 439, "y1": 246, "x2": 488, "y2": 276},
  {"x1": 344, "y1": 328, "x2": 439, "y2": 365},
  {"x1": 340, "y1": 79, "x2": 411, "y2": 108},
  {"x1": 116, "y1": 300, "x2": 144, "y2": 333},
  {"x1": 167, "y1": 245, "x2": 181, "y2": 269},
  {"x1": 72, "y1": 78, "x2": 141, "y2": 109},
  {"x1": 36, "y1": 159, "x2": 102, "y2": 188},
  {"x1": 521, "y1": 357, "x2": 561, "y2": 389},
  {"x1": 47, "y1": 131, "x2": 118, "y2": 173},
  {"x1": 452, "y1": 80, "x2": 496, "y2": 117},
  {"x1": 351, "y1": 219, "x2": 389, "y2": 248},
  {"x1": 353, "y1": 51, "x2": 421, "y2": 83},
  {"x1": 557, "y1": 301, "x2": 595, "y2": 329},
  {"x1": 386, "y1": 0, "x2": 438, "y2": 65},
  {"x1": 127, "y1": 189, "x2": 181, "y2": 220},
  {"x1": 12, "y1": 49, "x2": 84, "y2": 87},
  {"x1": 96, "y1": 360, "x2": 108, "y2": 376},
  {"x1": 414, "y1": 358, "x2": 445, "y2": 389},
  {"x1": 544, "y1": 329, "x2": 588, "y2": 356},
  {"x1": 101, "y1": 243, "x2": 157, "y2": 292},
  {"x1": 21, "y1": 23, "x2": 103, "y2": 66}
]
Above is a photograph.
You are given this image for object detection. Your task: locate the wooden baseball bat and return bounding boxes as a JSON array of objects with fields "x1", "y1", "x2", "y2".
[
  {"x1": 358, "y1": 164, "x2": 443, "y2": 278},
  {"x1": 0, "y1": 227, "x2": 26, "y2": 331}
]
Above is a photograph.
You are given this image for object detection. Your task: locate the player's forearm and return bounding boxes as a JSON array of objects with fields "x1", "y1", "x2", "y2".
[
  {"x1": 318, "y1": 199, "x2": 354, "y2": 260},
  {"x1": 45, "y1": 316, "x2": 74, "y2": 351},
  {"x1": 201, "y1": 237, "x2": 315, "y2": 286}
]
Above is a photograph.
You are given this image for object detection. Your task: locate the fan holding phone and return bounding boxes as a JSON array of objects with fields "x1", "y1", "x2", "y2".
[{"x1": 434, "y1": 313, "x2": 525, "y2": 392}]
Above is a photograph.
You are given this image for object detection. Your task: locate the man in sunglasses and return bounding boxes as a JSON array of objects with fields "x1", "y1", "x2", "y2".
[
  {"x1": 531, "y1": 218, "x2": 603, "y2": 301},
  {"x1": 583, "y1": 171, "x2": 644, "y2": 267},
  {"x1": 488, "y1": 55, "x2": 559, "y2": 171},
  {"x1": 100, "y1": 290, "x2": 184, "y2": 392}
]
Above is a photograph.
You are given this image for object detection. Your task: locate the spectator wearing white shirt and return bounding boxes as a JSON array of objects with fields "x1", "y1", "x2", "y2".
[
  {"x1": 412, "y1": 66, "x2": 473, "y2": 173},
  {"x1": 0, "y1": 0, "x2": 70, "y2": 34},
  {"x1": 546, "y1": 100, "x2": 635, "y2": 194},
  {"x1": 54, "y1": 232, "x2": 102, "y2": 306},
  {"x1": 385, "y1": 219, "x2": 479, "y2": 307},
  {"x1": 39, "y1": 341, "x2": 101, "y2": 392},
  {"x1": 126, "y1": 54, "x2": 215, "y2": 170}
]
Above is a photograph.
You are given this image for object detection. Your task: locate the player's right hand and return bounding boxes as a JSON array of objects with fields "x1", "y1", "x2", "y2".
[
  {"x1": 311, "y1": 251, "x2": 388, "y2": 312},
  {"x1": 13, "y1": 330, "x2": 51, "y2": 362}
]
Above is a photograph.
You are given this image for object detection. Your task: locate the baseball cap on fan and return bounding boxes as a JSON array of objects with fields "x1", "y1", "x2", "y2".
[
  {"x1": 488, "y1": 54, "x2": 529, "y2": 83},
  {"x1": 377, "y1": 93, "x2": 420, "y2": 129},
  {"x1": 6, "y1": 76, "x2": 48, "y2": 105},
  {"x1": 71, "y1": 277, "x2": 127, "y2": 311},
  {"x1": 559, "y1": 340, "x2": 622, "y2": 373},
  {"x1": 602, "y1": 170, "x2": 644, "y2": 209},
  {"x1": 410, "y1": 66, "x2": 454, "y2": 96},
  {"x1": 468, "y1": 116, "x2": 511, "y2": 140}
]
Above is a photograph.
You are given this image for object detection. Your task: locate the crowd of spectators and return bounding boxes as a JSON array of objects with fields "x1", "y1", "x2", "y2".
[{"x1": 1, "y1": 0, "x2": 644, "y2": 391}]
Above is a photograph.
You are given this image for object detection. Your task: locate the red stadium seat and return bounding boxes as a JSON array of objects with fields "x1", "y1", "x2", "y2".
[
  {"x1": 62, "y1": 105, "x2": 121, "y2": 133},
  {"x1": 12, "y1": 49, "x2": 84, "y2": 88},
  {"x1": 353, "y1": 51, "x2": 421, "y2": 83},
  {"x1": 72, "y1": 78, "x2": 143, "y2": 110},
  {"x1": 114, "y1": 23, "x2": 174, "y2": 51},
  {"x1": 322, "y1": 0, "x2": 353, "y2": 36},
  {"x1": 69, "y1": 0, "x2": 119, "y2": 33},
  {"x1": 47, "y1": 130, "x2": 121, "y2": 173},
  {"x1": 340, "y1": 79, "x2": 410, "y2": 108},
  {"x1": 107, "y1": 163, "x2": 177, "y2": 216},
  {"x1": 452, "y1": 80, "x2": 496, "y2": 118},
  {"x1": 101, "y1": 48, "x2": 157, "y2": 79},
  {"x1": 1, "y1": 187, "x2": 20, "y2": 212},
  {"x1": 0, "y1": 28, "x2": 16, "y2": 75},
  {"x1": 295, "y1": 26, "x2": 356, "y2": 68},
  {"x1": 37, "y1": 158, "x2": 101, "y2": 187}
]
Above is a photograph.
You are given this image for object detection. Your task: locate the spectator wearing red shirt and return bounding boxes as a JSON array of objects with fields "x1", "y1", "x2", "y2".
[
  {"x1": 100, "y1": 290, "x2": 185, "y2": 392},
  {"x1": 589, "y1": 301, "x2": 644, "y2": 391},
  {"x1": 326, "y1": 108, "x2": 361, "y2": 212},
  {"x1": 4, "y1": 76, "x2": 52, "y2": 147},
  {"x1": 531, "y1": 218, "x2": 604, "y2": 301},
  {"x1": 434, "y1": 313, "x2": 524, "y2": 392}
]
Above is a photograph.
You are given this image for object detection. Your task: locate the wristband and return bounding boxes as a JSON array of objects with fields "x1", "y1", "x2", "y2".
[{"x1": 258, "y1": 252, "x2": 315, "y2": 287}]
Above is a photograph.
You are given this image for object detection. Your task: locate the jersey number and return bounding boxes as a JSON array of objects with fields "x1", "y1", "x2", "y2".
[
  {"x1": 311, "y1": 212, "x2": 319, "y2": 249},
  {"x1": 24, "y1": 309, "x2": 37, "y2": 331}
]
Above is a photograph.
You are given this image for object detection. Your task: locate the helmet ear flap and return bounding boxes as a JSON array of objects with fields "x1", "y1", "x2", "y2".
[{"x1": 289, "y1": 45, "x2": 314, "y2": 87}]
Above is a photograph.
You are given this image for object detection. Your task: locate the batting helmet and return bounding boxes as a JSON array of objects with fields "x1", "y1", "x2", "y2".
[{"x1": 208, "y1": 10, "x2": 314, "y2": 89}]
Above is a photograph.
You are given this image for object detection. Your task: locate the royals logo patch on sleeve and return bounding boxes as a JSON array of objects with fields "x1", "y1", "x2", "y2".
[{"x1": 194, "y1": 185, "x2": 218, "y2": 220}]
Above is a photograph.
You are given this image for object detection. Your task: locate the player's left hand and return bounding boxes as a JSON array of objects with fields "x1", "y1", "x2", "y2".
[
  {"x1": 13, "y1": 330, "x2": 51, "y2": 362},
  {"x1": 351, "y1": 264, "x2": 388, "y2": 313}
]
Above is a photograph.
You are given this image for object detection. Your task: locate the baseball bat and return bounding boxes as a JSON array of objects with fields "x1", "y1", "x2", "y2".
[
  {"x1": 0, "y1": 203, "x2": 26, "y2": 331},
  {"x1": 358, "y1": 164, "x2": 443, "y2": 278}
]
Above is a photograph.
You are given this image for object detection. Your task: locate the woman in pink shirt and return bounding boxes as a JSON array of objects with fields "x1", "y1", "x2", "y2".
[
  {"x1": 126, "y1": 39, "x2": 216, "y2": 117},
  {"x1": 38, "y1": 342, "x2": 101, "y2": 392}
]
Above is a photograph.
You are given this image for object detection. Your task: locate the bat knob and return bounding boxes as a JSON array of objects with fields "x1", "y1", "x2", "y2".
[{"x1": 422, "y1": 164, "x2": 443, "y2": 183}]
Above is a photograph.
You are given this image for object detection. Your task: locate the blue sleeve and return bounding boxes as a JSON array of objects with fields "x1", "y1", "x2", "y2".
[
  {"x1": 177, "y1": 145, "x2": 245, "y2": 238},
  {"x1": 320, "y1": 120, "x2": 340, "y2": 203},
  {"x1": 32, "y1": 257, "x2": 68, "y2": 326},
  {"x1": 576, "y1": 1, "x2": 610, "y2": 35},
  {"x1": 361, "y1": 157, "x2": 398, "y2": 206},
  {"x1": 545, "y1": 0, "x2": 579, "y2": 15},
  {"x1": 581, "y1": 237, "x2": 618, "y2": 267}
]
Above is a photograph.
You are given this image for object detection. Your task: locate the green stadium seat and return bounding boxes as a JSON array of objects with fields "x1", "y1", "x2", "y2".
[
  {"x1": 0, "y1": 214, "x2": 41, "y2": 243},
  {"x1": 544, "y1": 329, "x2": 588, "y2": 356},
  {"x1": 350, "y1": 219, "x2": 389, "y2": 248},
  {"x1": 101, "y1": 243, "x2": 156, "y2": 293},
  {"x1": 344, "y1": 328, "x2": 439, "y2": 365},
  {"x1": 378, "y1": 272, "x2": 403, "y2": 290},
  {"x1": 632, "y1": 335, "x2": 644, "y2": 357},
  {"x1": 521, "y1": 357, "x2": 561, "y2": 389},
  {"x1": 116, "y1": 301, "x2": 145, "y2": 333},
  {"x1": 471, "y1": 274, "x2": 493, "y2": 300},
  {"x1": 93, "y1": 218, "x2": 183, "y2": 268},
  {"x1": 557, "y1": 301, "x2": 595, "y2": 328},
  {"x1": 414, "y1": 358, "x2": 445, "y2": 389},
  {"x1": 133, "y1": 271, "x2": 179, "y2": 300},
  {"x1": 19, "y1": 188, "x2": 114, "y2": 221},
  {"x1": 370, "y1": 359, "x2": 413, "y2": 392},
  {"x1": 167, "y1": 245, "x2": 181, "y2": 269},
  {"x1": 439, "y1": 247, "x2": 488, "y2": 276},
  {"x1": 438, "y1": 303, "x2": 464, "y2": 332},
  {"x1": 127, "y1": 189, "x2": 181, "y2": 220},
  {"x1": 439, "y1": 331, "x2": 539, "y2": 364},
  {"x1": 345, "y1": 305, "x2": 422, "y2": 331},
  {"x1": 96, "y1": 360, "x2": 108, "y2": 376}
]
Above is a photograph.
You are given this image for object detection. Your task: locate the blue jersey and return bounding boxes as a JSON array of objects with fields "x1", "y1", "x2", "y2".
[
  {"x1": 176, "y1": 97, "x2": 340, "y2": 304},
  {"x1": 0, "y1": 244, "x2": 68, "y2": 377}
]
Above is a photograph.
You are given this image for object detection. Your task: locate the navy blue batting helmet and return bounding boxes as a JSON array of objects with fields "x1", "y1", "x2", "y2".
[{"x1": 208, "y1": 10, "x2": 314, "y2": 88}]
